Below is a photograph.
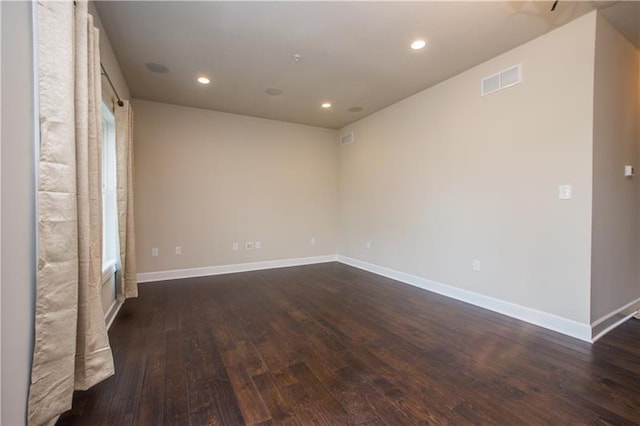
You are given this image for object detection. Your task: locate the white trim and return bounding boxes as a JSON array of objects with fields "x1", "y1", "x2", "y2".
[
  {"x1": 104, "y1": 299, "x2": 123, "y2": 330},
  {"x1": 590, "y1": 296, "x2": 640, "y2": 342},
  {"x1": 102, "y1": 102, "x2": 115, "y2": 124},
  {"x1": 133, "y1": 252, "x2": 638, "y2": 344},
  {"x1": 136, "y1": 255, "x2": 338, "y2": 283},
  {"x1": 101, "y1": 259, "x2": 117, "y2": 285},
  {"x1": 337, "y1": 255, "x2": 592, "y2": 342},
  {"x1": 0, "y1": 2, "x2": 3, "y2": 420}
]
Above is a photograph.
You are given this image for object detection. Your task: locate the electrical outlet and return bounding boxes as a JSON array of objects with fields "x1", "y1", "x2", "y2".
[
  {"x1": 473, "y1": 260, "x2": 481, "y2": 272},
  {"x1": 175, "y1": 246, "x2": 182, "y2": 255},
  {"x1": 558, "y1": 185, "x2": 571, "y2": 200},
  {"x1": 152, "y1": 247, "x2": 159, "y2": 257},
  {"x1": 232, "y1": 243, "x2": 239, "y2": 251},
  {"x1": 245, "y1": 242, "x2": 254, "y2": 250},
  {"x1": 255, "y1": 241, "x2": 261, "y2": 249}
]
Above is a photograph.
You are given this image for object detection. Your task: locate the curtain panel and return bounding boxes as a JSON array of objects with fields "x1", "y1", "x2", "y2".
[
  {"x1": 29, "y1": 2, "x2": 114, "y2": 424},
  {"x1": 115, "y1": 101, "x2": 138, "y2": 300}
]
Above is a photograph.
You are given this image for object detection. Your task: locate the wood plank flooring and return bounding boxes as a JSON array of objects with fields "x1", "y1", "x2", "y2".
[{"x1": 58, "y1": 262, "x2": 640, "y2": 425}]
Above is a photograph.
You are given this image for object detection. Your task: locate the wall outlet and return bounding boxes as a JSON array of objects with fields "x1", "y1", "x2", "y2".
[
  {"x1": 255, "y1": 241, "x2": 261, "y2": 249},
  {"x1": 152, "y1": 247, "x2": 159, "y2": 257},
  {"x1": 232, "y1": 243, "x2": 239, "y2": 251},
  {"x1": 175, "y1": 246, "x2": 182, "y2": 255},
  {"x1": 245, "y1": 242, "x2": 254, "y2": 250},
  {"x1": 366, "y1": 241, "x2": 372, "y2": 249},
  {"x1": 310, "y1": 237, "x2": 316, "y2": 246},
  {"x1": 473, "y1": 260, "x2": 481, "y2": 271},
  {"x1": 558, "y1": 184, "x2": 571, "y2": 200}
]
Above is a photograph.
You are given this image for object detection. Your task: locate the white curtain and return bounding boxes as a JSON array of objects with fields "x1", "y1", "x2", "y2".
[
  {"x1": 115, "y1": 100, "x2": 138, "y2": 300},
  {"x1": 29, "y1": 2, "x2": 114, "y2": 424}
]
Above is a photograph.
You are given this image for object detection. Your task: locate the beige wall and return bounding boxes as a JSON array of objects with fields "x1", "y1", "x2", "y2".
[
  {"x1": 591, "y1": 14, "x2": 640, "y2": 322},
  {"x1": 132, "y1": 99, "x2": 338, "y2": 273},
  {"x1": 1, "y1": 2, "x2": 36, "y2": 424},
  {"x1": 338, "y1": 12, "x2": 597, "y2": 324}
]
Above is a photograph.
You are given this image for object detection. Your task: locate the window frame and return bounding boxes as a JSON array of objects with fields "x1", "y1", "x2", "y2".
[{"x1": 101, "y1": 102, "x2": 119, "y2": 281}]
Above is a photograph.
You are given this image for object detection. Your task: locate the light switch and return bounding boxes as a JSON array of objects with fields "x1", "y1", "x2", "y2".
[
  {"x1": 625, "y1": 165, "x2": 634, "y2": 177},
  {"x1": 558, "y1": 185, "x2": 571, "y2": 200}
]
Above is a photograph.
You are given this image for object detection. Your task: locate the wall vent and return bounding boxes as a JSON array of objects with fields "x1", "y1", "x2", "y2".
[
  {"x1": 340, "y1": 132, "x2": 354, "y2": 145},
  {"x1": 481, "y1": 64, "x2": 522, "y2": 96}
]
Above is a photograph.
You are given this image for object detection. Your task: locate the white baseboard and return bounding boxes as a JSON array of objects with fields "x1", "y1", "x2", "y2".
[
  {"x1": 137, "y1": 255, "x2": 338, "y2": 284},
  {"x1": 105, "y1": 299, "x2": 123, "y2": 330},
  {"x1": 134, "y1": 252, "x2": 637, "y2": 343},
  {"x1": 337, "y1": 255, "x2": 593, "y2": 342},
  {"x1": 590, "y1": 296, "x2": 640, "y2": 342}
]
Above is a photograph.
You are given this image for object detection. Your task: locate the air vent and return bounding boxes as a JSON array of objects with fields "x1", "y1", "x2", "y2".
[
  {"x1": 340, "y1": 132, "x2": 354, "y2": 145},
  {"x1": 481, "y1": 64, "x2": 522, "y2": 96},
  {"x1": 482, "y1": 74, "x2": 500, "y2": 95}
]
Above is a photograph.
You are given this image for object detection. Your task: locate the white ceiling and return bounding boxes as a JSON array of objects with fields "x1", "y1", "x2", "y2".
[{"x1": 95, "y1": 1, "x2": 639, "y2": 129}]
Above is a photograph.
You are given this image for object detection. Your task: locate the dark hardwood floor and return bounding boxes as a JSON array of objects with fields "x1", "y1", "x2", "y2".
[{"x1": 58, "y1": 262, "x2": 640, "y2": 425}]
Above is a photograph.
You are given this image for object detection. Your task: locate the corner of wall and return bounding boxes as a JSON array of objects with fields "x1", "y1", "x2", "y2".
[{"x1": 590, "y1": 10, "x2": 640, "y2": 326}]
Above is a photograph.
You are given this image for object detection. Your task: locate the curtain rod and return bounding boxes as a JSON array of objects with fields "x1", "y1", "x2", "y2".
[{"x1": 100, "y1": 63, "x2": 124, "y2": 107}]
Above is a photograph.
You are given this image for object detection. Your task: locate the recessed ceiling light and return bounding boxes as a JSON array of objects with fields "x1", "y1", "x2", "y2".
[
  {"x1": 197, "y1": 76, "x2": 210, "y2": 85},
  {"x1": 410, "y1": 39, "x2": 427, "y2": 50},
  {"x1": 145, "y1": 62, "x2": 169, "y2": 74},
  {"x1": 321, "y1": 102, "x2": 332, "y2": 109},
  {"x1": 265, "y1": 88, "x2": 283, "y2": 96},
  {"x1": 348, "y1": 106, "x2": 363, "y2": 113}
]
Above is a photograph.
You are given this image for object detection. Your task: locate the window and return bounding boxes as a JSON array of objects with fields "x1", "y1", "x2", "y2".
[{"x1": 102, "y1": 103, "x2": 119, "y2": 275}]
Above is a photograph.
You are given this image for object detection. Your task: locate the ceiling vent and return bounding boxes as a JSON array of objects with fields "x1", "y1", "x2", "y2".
[
  {"x1": 340, "y1": 132, "x2": 354, "y2": 145},
  {"x1": 481, "y1": 64, "x2": 522, "y2": 96}
]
